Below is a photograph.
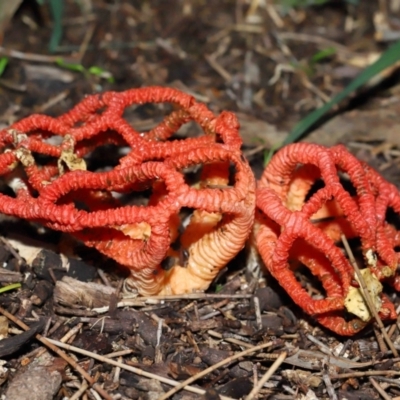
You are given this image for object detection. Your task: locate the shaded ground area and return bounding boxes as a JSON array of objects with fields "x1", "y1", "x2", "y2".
[{"x1": 0, "y1": 1, "x2": 400, "y2": 399}]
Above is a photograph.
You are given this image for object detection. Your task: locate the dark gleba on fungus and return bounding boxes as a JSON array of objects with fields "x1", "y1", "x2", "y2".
[{"x1": 0, "y1": 87, "x2": 256, "y2": 296}]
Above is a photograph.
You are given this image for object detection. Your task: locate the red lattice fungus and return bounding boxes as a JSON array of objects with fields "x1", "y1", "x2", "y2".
[
  {"x1": 0, "y1": 87, "x2": 255, "y2": 295},
  {"x1": 1, "y1": 88, "x2": 399, "y2": 335},
  {"x1": 256, "y1": 143, "x2": 399, "y2": 335}
]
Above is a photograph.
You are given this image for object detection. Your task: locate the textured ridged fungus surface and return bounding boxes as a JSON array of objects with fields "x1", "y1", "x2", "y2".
[
  {"x1": 1, "y1": 88, "x2": 399, "y2": 335},
  {"x1": 0, "y1": 87, "x2": 255, "y2": 296},
  {"x1": 256, "y1": 143, "x2": 399, "y2": 335}
]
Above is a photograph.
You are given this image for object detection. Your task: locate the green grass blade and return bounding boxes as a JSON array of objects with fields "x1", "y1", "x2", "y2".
[
  {"x1": 282, "y1": 39, "x2": 400, "y2": 146},
  {"x1": 55, "y1": 58, "x2": 85, "y2": 72},
  {"x1": 48, "y1": 0, "x2": 64, "y2": 52},
  {"x1": 0, "y1": 56, "x2": 9, "y2": 77},
  {"x1": 0, "y1": 283, "x2": 21, "y2": 294}
]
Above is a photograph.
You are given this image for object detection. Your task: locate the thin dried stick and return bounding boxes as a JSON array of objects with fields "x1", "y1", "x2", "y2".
[
  {"x1": 369, "y1": 377, "x2": 392, "y2": 400},
  {"x1": 69, "y1": 380, "x2": 89, "y2": 400},
  {"x1": 253, "y1": 296, "x2": 263, "y2": 330},
  {"x1": 276, "y1": 32, "x2": 351, "y2": 55},
  {"x1": 76, "y1": 22, "x2": 96, "y2": 63},
  {"x1": 244, "y1": 351, "x2": 287, "y2": 400},
  {"x1": 208, "y1": 329, "x2": 254, "y2": 348},
  {"x1": 0, "y1": 46, "x2": 76, "y2": 63},
  {"x1": 374, "y1": 326, "x2": 388, "y2": 353},
  {"x1": 323, "y1": 373, "x2": 338, "y2": 400},
  {"x1": 159, "y1": 341, "x2": 274, "y2": 400},
  {"x1": 92, "y1": 293, "x2": 252, "y2": 313},
  {"x1": 264, "y1": 1, "x2": 284, "y2": 28},
  {"x1": 331, "y1": 370, "x2": 400, "y2": 380},
  {"x1": 341, "y1": 235, "x2": 398, "y2": 357},
  {"x1": 24, "y1": 321, "x2": 84, "y2": 365},
  {"x1": 0, "y1": 306, "x2": 113, "y2": 400},
  {"x1": 45, "y1": 337, "x2": 236, "y2": 400},
  {"x1": 204, "y1": 54, "x2": 232, "y2": 82}
]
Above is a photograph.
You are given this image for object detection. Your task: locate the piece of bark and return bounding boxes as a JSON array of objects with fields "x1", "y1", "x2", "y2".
[
  {"x1": 217, "y1": 276, "x2": 242, "y2": 295},
  {"x1": 0, "y1": 294, "x2": 20, "y2": 314},
  {"x1": 80, "y1": 316, "x2": 137, "y2": 335},
  {"x1": 32, "y1": 249, "x2": 97, "y2": 282},
  {"x1": 30, "y1": 280, "x2": 54, "y2": 306},
  {"x1": 6, "y1": 237, "x2": 57, "y2": 265},
  {"x1": 123, "y1": 309, "x2": 160, "y2": 346},
  {"x1": 200, "y1": 347, "x2": 233, "y2": 366},
  {"x1": 72, "y1": 330, "x2": 112, "y2": 354},
  {"x1": 253, "y1": 287, "x2": 284, "y2": 312},
  {"x1": 259, "y1": 314, "x2": 283, "y2": 331},
  {"x1": 130, "y1": 377, "x2": 165, "y2": 394},
  {"x1": 0, "y1": 269, "x2": 23, "y2": 284},
  {"x1": 54, "y1": 305, "x2": 99, "y2": 317},
  {"x1": 15, "y1": 298, "x2": 33, "y2": 320},
  {"x1": 4, "y1": 237, "x2": 97, "y2": 282},
  {"x1": 217, "y1": 377, "x2": 253, "y2": 398},
  {"x1": 0, "y1": 244, "x2": 12, "y2": 265},
  {"x1": 229, "y1": 362, "x2": 253, "y2": 379},
  {"x1": 203, "y1": 388, "x2": 223, "y2": 400},
  {"x1": 4, "y1": 353, "x2": 66, "y2": 400},
  {"x1": 117, "y1": 310, "x2": 159, "y2": 346},
  {"x1": 122, "y1": 387, "x2": 141, "y2": 399},
  {"x1": 168, "y1": 362, "x2": 203, "y2": 380},
  {"x1": 337, "y1": 389, "x2": 376, "y2": 400},
  {"x1": 54, "y1": 276, "x2": 116, "y2": 308},
  {"x1": 0, "y1": 319, "x2": 45, "y2": 357}
]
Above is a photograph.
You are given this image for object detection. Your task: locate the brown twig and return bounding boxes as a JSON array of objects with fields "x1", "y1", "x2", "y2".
[
  {"x1": 331, "y1": 370, "x2": 400, "y2": 380},
  {"x1": 159, "y1": 341, "x2": 274, "y2": 400},
  {"x1": 341, "y1": 235, "x2": 398, "y2": 357},
  {"x1": 244, "y1": 351, "x2": 287, "y2": 400},
  {"x1": 0, "y1": 46, "x2": 77, "y2": 63},
  {"x1": 0, "y1": 306, "x2": 113, "y2": 400},
  {"x1": 208, "y1": 329, "x2": 255, "y2": 348},
  {"x1": 68, "y1": 380, "x2": 89, "y2": 400},
  {"x1": 45, "y1": 337, "x2": 236, "y2": 400},
  {"x1": 323, "y1": 373, "x2": 338, "y2": 400},
  {"x1": 369, "y1": 377, "x2": 392, "y2": 400}
]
